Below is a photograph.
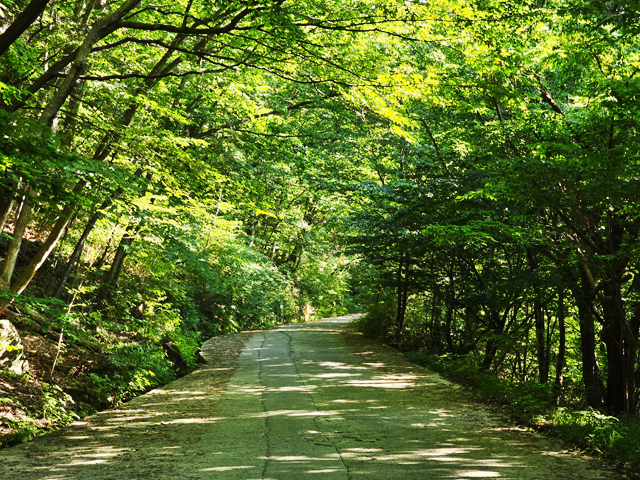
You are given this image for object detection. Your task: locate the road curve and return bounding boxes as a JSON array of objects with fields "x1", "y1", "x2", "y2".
[{"x1": 1, "y1": 316, "x2": 612, "y2": 479}]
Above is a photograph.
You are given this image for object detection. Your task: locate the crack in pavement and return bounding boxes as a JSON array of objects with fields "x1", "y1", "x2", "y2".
[
  {"x1": 257, "y1": 332, "x2": 270, "y2": 480},
  {"x1": 282, "y1": 330, "x2": 352, "y2": 480}
]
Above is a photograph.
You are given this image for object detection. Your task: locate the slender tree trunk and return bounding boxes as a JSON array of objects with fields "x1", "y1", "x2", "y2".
[
  {"x1": 527, "y1": 248, "x2": 549, "y2": 383},
  {"x1": 395, "y1": 250, "x2": 406, "y2": 338},
  {"x1": 429, "y1": 255, "x2": 442, "y2": 351},
  {"x1": 0, "y1": 10, "x2": 184, "y2": 306},
  {"x1": 95, "y1": 219, "x2": 143, "y2": 302},
  {"x1": 94, "y1": 224, "x2": 119, "y2": 271},
  {"x1": 629, "y1": 299, "x2": 640, "y2": 413},
  {"x1": 0, "y1": 187, "x2": 33, "y2": 284},
  {"x1": 444, "y1": 262, "x2": 455, "y2": 352},
  {"x1": 0, "y1": 175, "x2": 18, "y2": 233},
  {"x1": 534, "y1": 299, "x2": 549, "y2": 383},
  {"x1": 0, "y1": 199, "x2": 15, "y2": 235},
  {"x1": 555, "y1": 287, "x2": 566, "y2": 389},
  {"x1": 482, "y1": 335, "x2": 497, "y2": 370},
  {"x1": 399, "y1": 261, "x2": 410, "y2": 335},
  {"x1": 51, "y1": 205, "x2": 102, "y2": 299},
  {"x1": 37, "y1": 0, "x2": 142, "y2": 127},
  {"x1": 3, "y1": 181, "x2": 85, "y2": 299},
  {"x1": 0, "y1": 0, "x2": 52, "y2": 57},
  {"x1": 96, "y1": 182, "x2": 154, "y2": 302}
]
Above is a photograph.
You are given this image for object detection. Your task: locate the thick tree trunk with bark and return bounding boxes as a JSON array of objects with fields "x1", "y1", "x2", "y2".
[
  {"x1": 0, "y1": 0, "x2": 52, "y2": 57},
  {"x1": 600, "y1": 279, "x2": 635, "y2": 413},
  {"x1": 573, "y1": 269, "x2": 603, "y2": 408}
]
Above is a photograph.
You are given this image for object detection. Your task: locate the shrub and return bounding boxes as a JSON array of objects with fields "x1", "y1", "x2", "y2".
[{"x1": 88, "y1": 343, "x2": 175, "y2": 406}]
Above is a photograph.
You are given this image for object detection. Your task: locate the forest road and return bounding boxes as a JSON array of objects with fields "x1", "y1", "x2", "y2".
[{"x1": 1, "y1": 315, "x2": 614, "y2": 480}]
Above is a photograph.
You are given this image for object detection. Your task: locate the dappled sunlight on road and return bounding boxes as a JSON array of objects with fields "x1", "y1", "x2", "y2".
[{"x1": 0, "y1": 316, "x2": 611, "y2": 480}]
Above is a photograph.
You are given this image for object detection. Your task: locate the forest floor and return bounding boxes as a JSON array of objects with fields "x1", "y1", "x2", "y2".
[{"x1": 0, "y1": 315, "x2": 621, "y2": 479}]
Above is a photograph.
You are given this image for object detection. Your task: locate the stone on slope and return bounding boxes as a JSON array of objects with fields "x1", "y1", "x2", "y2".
[{"x1": 0, "y1": 319, "x2": 29, "y2": 375}]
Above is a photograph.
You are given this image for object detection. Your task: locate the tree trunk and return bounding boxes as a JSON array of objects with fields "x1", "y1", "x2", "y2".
[
  {"x1": 555, "y1": 287, "x2": 566, "y2": 389},
  {"x1": 601, "y1": 279, "x2": 634, "y2": 413},
  {"x1": 0, "y1": 0, "x2": 52, "y2": 57},
  {"x1": 444, "y1": 262, "x2": 455, "y2": 352},
  {"x1": 534, "y1": 299, "x2": 548, "y2": 383},
  {"x1": 37, "y1": 0, "x2": 142, "y2": 124},
  {"x1": 0, "y1": 187, "x2": 33, "y2": 284},
  {"x1": 572, "y1": 267, "x2": 603, "y2": 407},
  {"x1": 2, "y1": 182, "x2": 85, "y2": 300},
  {"x1": 482, "y1": 338, "x2": 497, "y2": 370},
  {"x1": 96, "y1": 183, "x2": 154, "y2": 302},
  {"x1": 52, "y1": 168, "x2": 142, "y2": 299},
  {"x1": 95, "y1": 221, "x2": 141, "y2": 302},
  {"x1": 395, "y1": 250, "x2": 408, "y2": 339},
  {"x1": 0, "y1": 198, "x2": 15, "y2": 235},
  {"x1": 527, "y1": 248, "x2": 548, "y2": 383},
  {"x1": 0, "y1": 12, "x2": 180, "y2": 304},
  {"x1": 51, "y1": 205, "x2": 101, "y2": 299}
]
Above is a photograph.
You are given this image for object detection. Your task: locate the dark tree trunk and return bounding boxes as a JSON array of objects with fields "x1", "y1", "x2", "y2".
[
  {"x1": 555, "y1": 287, "x2": 566, "y2": 389},
  {"x1": 0, "y1": 0, "x2": 52, "y2": 57},
  {"x1": 395, "y1": 250, "x2": 406, "y2": 336},
  {"x1": 96, "y1": 184, "x2": 154, "y2": 302},
  {"x1": 444, "y1": 261, "x2": 455, "y2": 352},
  {"x1": 573, "y1": 268, "x2": 603, "y2": 408},
  {"x1": 526, "y1": 248, "x2": 548, "y2": 383},
  {"x1": 51, "y1": 206, "x2": 102, "y2": 299},
  {"x1": 482, "y1": 338, "x2": 497, "y2": 370},
  {"x1": 95, "y1": 222, "x2": 139, "y2": 302},
  {"x1": 534, "y1": 299, "x2": 549, "y2": 383},
  {"x1": 601, "y1": 279, "x2": 634, "y2": 413}
]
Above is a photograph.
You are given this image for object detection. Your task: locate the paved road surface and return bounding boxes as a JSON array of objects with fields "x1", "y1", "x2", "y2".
[{"x1": 0, "y1": 316, "x2": 612, "y2": 479}]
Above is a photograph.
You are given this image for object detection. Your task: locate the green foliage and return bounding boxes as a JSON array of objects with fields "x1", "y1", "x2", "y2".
[
  {"x1": 356, "y1": 295, "x2": 396, "y2": 339},
  {"x1": 549, "y1": 409, "x2": 640, "y2": 469},
  {"x1": 2, "y1": 416, "x2": 40, "y2": 447},
  {"x1": 0, "y1": 384, "x2": 78, "y2": 448},
  {"x1": 88, "y1": 344, "x2": 175, "y2": 407},
  {"x1": 40, "y1": 384, "x2": 78, "y2": 424},
  {"x1": 3, "y1": 0, "x2": 640, "y2": 466}
]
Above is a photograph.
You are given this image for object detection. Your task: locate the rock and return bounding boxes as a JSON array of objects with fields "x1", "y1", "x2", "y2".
[
  {"x1": 0, "y1": 319, "x2": 29, "y2": 375},
  {"x1": 162, "y1": 338, "x2": 188, "y2": 376}
]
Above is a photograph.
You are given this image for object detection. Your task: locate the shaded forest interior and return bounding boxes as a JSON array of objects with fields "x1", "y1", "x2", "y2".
[{"x1": 0, "y1": 0, "x2": 639, "y2": 470}]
